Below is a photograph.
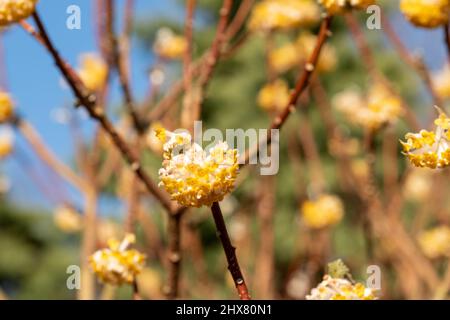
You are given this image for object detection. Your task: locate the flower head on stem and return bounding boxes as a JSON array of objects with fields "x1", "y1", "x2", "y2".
[
  {"x1": 157, "y1": 128, "x2": 239, "y2": 208},
  {"x1": 307, "y1": 259, "x2": 378, "y2": 300},
  {"x1": 0, "y1": 0, "x2": 38, "y2": 27},
  {"x1": 401, "y1": 106, "x2": 450, "y2": 168}
]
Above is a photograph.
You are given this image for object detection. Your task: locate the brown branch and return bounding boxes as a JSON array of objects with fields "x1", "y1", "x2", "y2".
[
  {"x1": 253, "y1": 175, "x2": 275, "y2": 299},
  {"x1": 14, "y1": 117, "x2": 88, "y2": 192},
  {"x1": 165, "y1": 213, "x2": 182, "y2": 299},
  {"x1": 27, "y1": 11, "x2": 178, "y2": 214},
  {"x1": 224, "y1": 0, "x2": 254, "y2": 40},
  {"x1": 211, "y1": 202, "x2": 251, "y2": 300},
  {"x1": 79, "y1": 189, "x2": 97, "y2": 300},
  {"x1": 344, "y1": 13, "x2": 420, "y2": 132},
  {"x1": 181, "y1": 0, "x2": 196, "y2": 131},
  {"x1": 147, "y1": 1, "x2": 251, "y2": 125},
  {"x1": 382, "y1": 14, "x2": 442, "y2": 107},
  {"x1": 297, "y1": 119, "x2": 326, "y2": 195},
  {"x1": 444, "y1": 23, "x2": 450, "y2": 65},
  {"x1": 198, "y1": 0, "x2": 233, "y2": 87},
  {"x1": 241, "y1": 16, "x2": 333, "y2": 166},
  {"x1": 106, "y1": 0, "x2": 143, "y2": 133}
]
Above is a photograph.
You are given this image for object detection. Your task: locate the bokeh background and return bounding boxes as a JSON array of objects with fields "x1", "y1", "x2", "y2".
[{"x1": 0, "y1": 0, "x2": 449, "y2": 299}]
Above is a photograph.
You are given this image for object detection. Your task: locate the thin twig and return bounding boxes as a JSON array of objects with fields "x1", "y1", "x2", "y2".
[
  {"x1": 345, "y1": 13, "x2": 420, "y2": 132},
  {"x1": 148, "y1": 0, "x2": 248, "y2": 126},
  {"x1": 211, "y1": 202, "x2": 251, "y2": 300},
  {"x1": 224, "y1": 0, "x2": 254, "y2": 40},
  {"x1": 444, "y1": 23, "x2": 450, "y2": 65},
  {"x1": 27, "y1": 11, "x2": 177, "y2": 214},
  {"x1": 14, "y1": 116, "x2": 88, "y2": 191},
  {"x1": 106, "y1": 0, "x2": 143, "y2": 133},
  {"x1": 382, "y1": 14, "x2": 442, "y2": 107},
  {"x1": 241, "y1": 16, "x2": 333, "y2": 166},
  {"x1": 181, "y1": 0, "x2": 196, "y2": 131},
  {"x1": 165, "y1": 213, "x2": 182, "y2": 299},
  {"x1": 79, "y1": 188, "x2": 97, "y2": 300}
]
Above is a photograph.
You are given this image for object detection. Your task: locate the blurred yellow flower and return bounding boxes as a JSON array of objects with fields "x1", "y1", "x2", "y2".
[
  {"x1": 301, "y1": 194, "x2": 344, "y2": 229},
  {"x1": 146, "y1": 122, "x2": 164, "y2": 154},
  {"x1": 53, "y1": 205, "x2": 83, "y2": 233},
  {"x1": 403, "y1": 168, "x2": 433, "y2": 201},
  {"x1": 334, "y1": 84, "x2": 403, "y2": 130},
  {"x1": 0, "y1": 130, "x2": 13, "y2": 159},
  {"x1": 137, "y1": 268, "x2": 163, "y2": 299},
  {"x1": 97, "y1": 219, "x2": 122, "y2": 247},
  {"x1": 418, "y1": 226, "x2": 450, "y2": 259},
  {"x1": 268, "y1": 42, "x2": 299, "y2": 74},
  {"x1": 157, "y1": 128, "x2": 239, "y2": 207},
  {"x1": 307, "y1": 275, "x2": 377, "y2": 300},
  {"x1": 77, "y1": 53, "x2": 108, "y2": 92},
  {"x1": 0, "y1": 0, "x2": 38, "y2": 27},
  {"x1": 401, "y1": 108, "x2": 450, "y2": 168},
  {"x1": 257, "y1": 79, "x2": 290, "y2": 112},
  {"x1": 153, "y1": 28, "x2": 187, "y2": 60},
  {"x1": 400, "y1": 0, "x2": 449, "y2": 29},
  {"x1": 90, "y1": 233, "x2": 146, "y2": 285},
  {"x1": 296, "y1": 33, "x2": 337, "y2": 73},
  {"x1": 318, "y1": 0, "x2": 376, "y2": 15},
  {"x1": 432, "y1": 65, "x2": 450, "y2": 100},
  {"x1": 248, "y1": 0, "x2": 320, "y2": 32},
  {"x1": 351, "y1": 158, "x2": 370, "y2": 180},
  {"x1": 0, "y1": 91, "x2": 14, "y2": 123}
]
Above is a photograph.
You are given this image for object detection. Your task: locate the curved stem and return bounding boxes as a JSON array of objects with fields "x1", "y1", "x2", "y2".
[
  {"x1": 15, "y1": 117, "x2": 88, "y2": 192},
  {"x1": 26, "y1": 11, "x2": 177, "y2": 214},
  {"x1": 211, "y1": 202, "x2": 251, "y2": 300},
  {"x1": 241, "y1": 16, "x2": 333, "y2": 166},
  {"x1": 165, "y1": 213, "x2": 182, "y2": 299}
]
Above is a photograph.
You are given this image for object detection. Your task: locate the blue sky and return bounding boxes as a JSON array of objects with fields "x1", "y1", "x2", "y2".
[
  {"x1": 0, "y1": 1, "x2": 447, "y2": 213},
  {"x1": 1, "y1": 0, "x2": 183, "y2": 214}
]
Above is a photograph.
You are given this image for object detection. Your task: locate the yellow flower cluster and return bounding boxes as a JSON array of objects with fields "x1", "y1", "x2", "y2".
[
  {"x1": 0, "y1": 0, "x2": 38, "y2": 27},
  {"x1": 432, "y1": 65, "x2": 450, "y2": 100},
  {"x1": 418, "y1": 226, "x2": 450, "y2": 259},
  {"x1": 401, "y1": 109, "x2": 450, "y2": 168},
  {"x1": 268, "y1": 33, "x2": 337, "y2": 74},
  {"x1": 248, "y1": 0, "x2": 320, "y2": 32},
  {"x1": 257, "y1": 79, "x2": 290, "y2": 112},
  {"x1": 334, "y1": 84, "x2": 403, "y2": 130},
  {"x1": 0, "y1": 129, "x2": 13, "y2": 159},
  {"x1": 318, "y1": 0, "x2": 376, "y2": 15},
  {"x1": 307, "y1": 275, "x2": 377, "y2": 300},
  {"x1": 53, "y1": 205, "x2": 82, "y2": 233},
  {"x1": 301, "y1": 194, "x2": 344, "y2": 229},
  {"x1": 77, "y1": 53, "x2": 108, "y2": 92},
  {"x1": 153, "y1": 28, "x2": 187, "y2": 60},
  {"x1": 90, "y1": 234, "x2": 146, "y2": 285},
  {"x1": 157, "y1": 128, "x2": 239, "y2": 207},
  {"x1": 400, "y1": 0, "x2": 449, "y2": 29},
  {"x1": 0, "y1": 91, "x2": 14, "y2": 123}
]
